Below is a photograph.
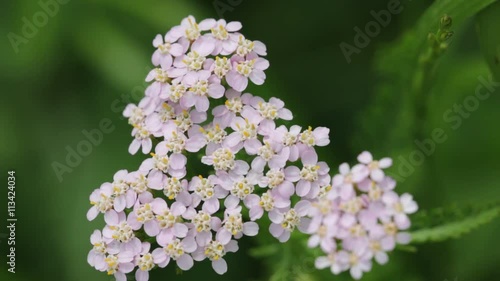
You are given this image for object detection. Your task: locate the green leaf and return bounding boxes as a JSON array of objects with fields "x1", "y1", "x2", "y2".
[
  {"x1": 410, "y1": 203, "x2": 500, "y2": 244},
  {"x1": 476, "y1": 1, "x2": 500, "y2": 81},
  {"x1": 355, "y1": 0, "x2": 498, "y2": 154}
]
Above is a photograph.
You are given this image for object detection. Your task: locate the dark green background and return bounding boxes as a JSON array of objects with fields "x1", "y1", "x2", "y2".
[{"x1": 1, "y1": 0, "x2": 499, "y2": 280}]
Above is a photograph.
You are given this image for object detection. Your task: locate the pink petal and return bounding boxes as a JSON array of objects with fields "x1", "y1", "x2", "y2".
[
  {"x1": 208, "y1": 83, "x2": 225, "y2": 99},
  {"x1": 296, "y1": 180, "x2": 311, "y2": 197},
  {"x1": 104, "y1": 210, "x2": 119, "y2": 225},
  {"x1": 268, "y1": 210, "x2": 284, "y2": 224},
  {"x1": 226, "y1": 71, "x2": 248, "y2": 92},
  {"x1": 192, "y1": 37, "x2": 215, "y2": 57},
  {"x1": 379, "y1": 157, "x2": 393, "y2": 168},
  {"x1": 226, "y1": 21, "x2": 242, "y2": 32},
  {"x1": 135, "y1": 270, "x2": 149, "y2": 281},
  {"x1": 249, "y1": 69, "x2": 266, "y2": 85},
  {"x1": 128, "y1": 139, "x2": 141, "y2": 155},
  {"x1": 174, "y1": 223, "x2": 189, "y2": 238},
  {"x1": 212, "y1": 259, "x2": 228, "y2": 275},
  {"x1": 295, "y1": 200, "x2": 311, "y2": 216},
  {"x1": 195, "y1": 96, "x2": 210, "y2": 112},
  {"x1": 86, "y1": 207, "x2": 99, "y2": 221},
  {"x1": 301, "y1": 150, "x2": 318, "y2": 165},
  {"x1": 170, "y1": 43, "x2": 184, "y2": 57},
  {"x1": 284, "y1": 166, "x2": 301, "y2": 182},
  {"x1": 216, "y1": 229, "x2": 232, "y2": 245},
  {"x1": 243, "y1": 222, "x2": 259, "y2": 236},
  {"x1": 144, "y1": 220, "x2": 160, "y2": 236},
  {"x1": 357, "y1": 151, "x2": 373, "y2": 164},
  {"x1": 177, "y1": 254, "x2": 194, "y2": 270}
]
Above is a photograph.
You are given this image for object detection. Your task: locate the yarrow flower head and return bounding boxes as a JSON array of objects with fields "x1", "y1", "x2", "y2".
[{"x1": 87, "y1": 15, "x2": 418, "y2": 281}]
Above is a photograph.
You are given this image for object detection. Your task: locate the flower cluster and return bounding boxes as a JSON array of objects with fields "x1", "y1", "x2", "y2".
[
  {"x1": 87, "y1": 15, "x2": 417, "y2": 281},
  {"x1": 309, "y1": 151, "x2": 418, "y2": 279}
]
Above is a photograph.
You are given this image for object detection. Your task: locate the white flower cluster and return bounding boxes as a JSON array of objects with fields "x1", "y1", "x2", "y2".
[{"x1": 86, "y1": 15, "x2": 417, "y2": 281}]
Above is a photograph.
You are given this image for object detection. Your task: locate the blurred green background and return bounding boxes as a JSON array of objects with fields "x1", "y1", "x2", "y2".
[{"x1": 1, "y1": 0, "x2": 500, "y2": 280}]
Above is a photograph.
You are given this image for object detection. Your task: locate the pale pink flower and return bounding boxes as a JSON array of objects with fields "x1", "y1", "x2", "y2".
[
  {"x1": 331, "y1": 163, "x2": 369, "y2": 200},
  {"x1": 251, "y1": 141, "x2": 290, "y2": 173},
  {"x1": 125, "y1": 171, "x2": 150, "y2": 196},
  {"x1": 154, "y1": 131, "x2": 188, "y2": 156},
  {"x1": 169, "y1": 36, "x2": 216, "y2": 81},
  {"x1": 337, "y1": 197, "x2": 365, "y2": 229},
  {"x1": 306, "y1": 212, "x2": 339, "y2": 253},
  {"x1": 208, "y1": 19, "x2": 242, "y2": 55},
  {"x1": 189, "y1": 210, "x2": 222, "y2": 246},
  {"x1": 243, "y1": 190, "x2": 291, "y2": 221},
  {"x1": 315, "y1": 251, "x2": 350, "y2": 275},
  {"x1": 87, "y1": 183, "x2": 116, "y2": 221},
  {"x1": 212, "y1": 89, "x2": 253, "y2": 128},
  {"x1": 129, "y1": 123, "x2": 153, "y2": 155},
  {"x1": 295, "y1": 150, "x2": 331, "y2": 198},
  {"x1": 381, "y1": 192, "x2": 418, "y2": 229},
  {"x1": 270, "y1": 125, "x2": 302, "y2": 162},
  {"x1": 152, "y1": 34, "x2": 185, "y2": 69},
  {"x1": 139, "y1": 149, "x2": 187, "y2": 179},
  {"x1": 235, "y1": 34, "x2": 267, "y2": 57},
  {"x1": 165, "y1": 16, "x2": 215, "y2": 42},
  {"x1": 345, "y1": 249, "x2": 373, "y2": 280},
  {"x1": 149, "y1": 198, "x2": 189, "y2": 246},
  {"x1": 152, "y1": 237, "x2": 197, "y2": 270},
  {"x1": 219, "y1": 170, "x2": 260, "y2": 207},
  {"x1": 224, "y1": 114, "x2": 263, "y2": 154},
  {"x1": 357, "y1": 151, "x2": 393, "y2": 182},
  {"x1": 127, "y1": 202, "x2": 161, "y2": 237},
  {"x1": 88, "y1": 230, "x2": 111, "y2": 269},
  {"x1": 134, "y1": 242, "x2": 155, "y2": 281},
  {"x1": 201, "y1": 144, "x2": 248, "y2": 173},
  {"x1": 145, "y1": 68, "x2": 171, "y2": 98},
  {"x1": 123, "y1": 98, "x2": 156, "y2": 127},
  {"x1": 249, "y1": 96, "x2": 293, "y2": 121},
  {"x1": 98, "y1": 250, "x2": 135, "y2": 281},
  {"x1": 216, "y1": 206, "x2": 259, "y2": 244},
  {"x1": 191, "y1": 240, "x2": 239, "y2": 275},
  {"x1": 364, "y1": 237, "x2": 395, "y2": 265},
  {"x1": 260, "y1": 166, "x2": 301, "y2": 198},
  {"x1": 144, "y1": 102, "x2": 177, "y2": 137},
  {"x1": 185, "y1": 123, "x2": 228, "y2": 153},
  {"x1": 160, "y1": 80, "x2": 188, "y2": 102},
  {"x1": 226, "y1": 53, "x2": 269, "y2": 91},
  {"x1": 102, "y1": 211, "x2": 137, "y2": 244},
  {"x1": 204, "y1": 56, "x2": 232, "y2": 79},
  {"x1": 180, "y1": 70, "x2": 225, "y2": 112},
  {"x1": 298, "y1": 126, "x2": 330, "y2": 148},
  {"x1": 189, "y1": 175, "x2": 227, "y2": 214},
  {"x1": 174, "y1": 108, "x2": 207, "y2": 132},
  {"x1": 109, "y1": 170, "x2": 136, "y2": 212},
  {"x1": 369, "y1": 218, "x2": 412, "y2": 248},
  {"x1": 269, "y1": 200, "x2": 311, "y2": 242}
]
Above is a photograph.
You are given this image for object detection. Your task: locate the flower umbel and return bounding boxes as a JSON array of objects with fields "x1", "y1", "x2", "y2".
[{"x1": 87, "y1": 15, "x2": 417, "y2": 281}]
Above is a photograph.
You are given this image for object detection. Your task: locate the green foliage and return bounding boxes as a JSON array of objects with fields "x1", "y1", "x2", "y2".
[
  {"x1": 410, "y1": 202, "x2": 500, "y2": 243},
  {"x1": 477, "y1": 1, "x2": 500, "y2": 81},
  {"x1": 354, "y1": 0, "x2": 498, "y2": 154}
]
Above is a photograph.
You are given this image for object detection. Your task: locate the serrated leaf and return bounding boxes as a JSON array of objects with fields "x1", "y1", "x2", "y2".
[{"x1": 410, "y1": 205, "x2": 499, "y2": 243}]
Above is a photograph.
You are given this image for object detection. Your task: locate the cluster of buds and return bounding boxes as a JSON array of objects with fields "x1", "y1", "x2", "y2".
[{"x1": 86, "y1": 16, "x2": 417, "y2": 281}]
